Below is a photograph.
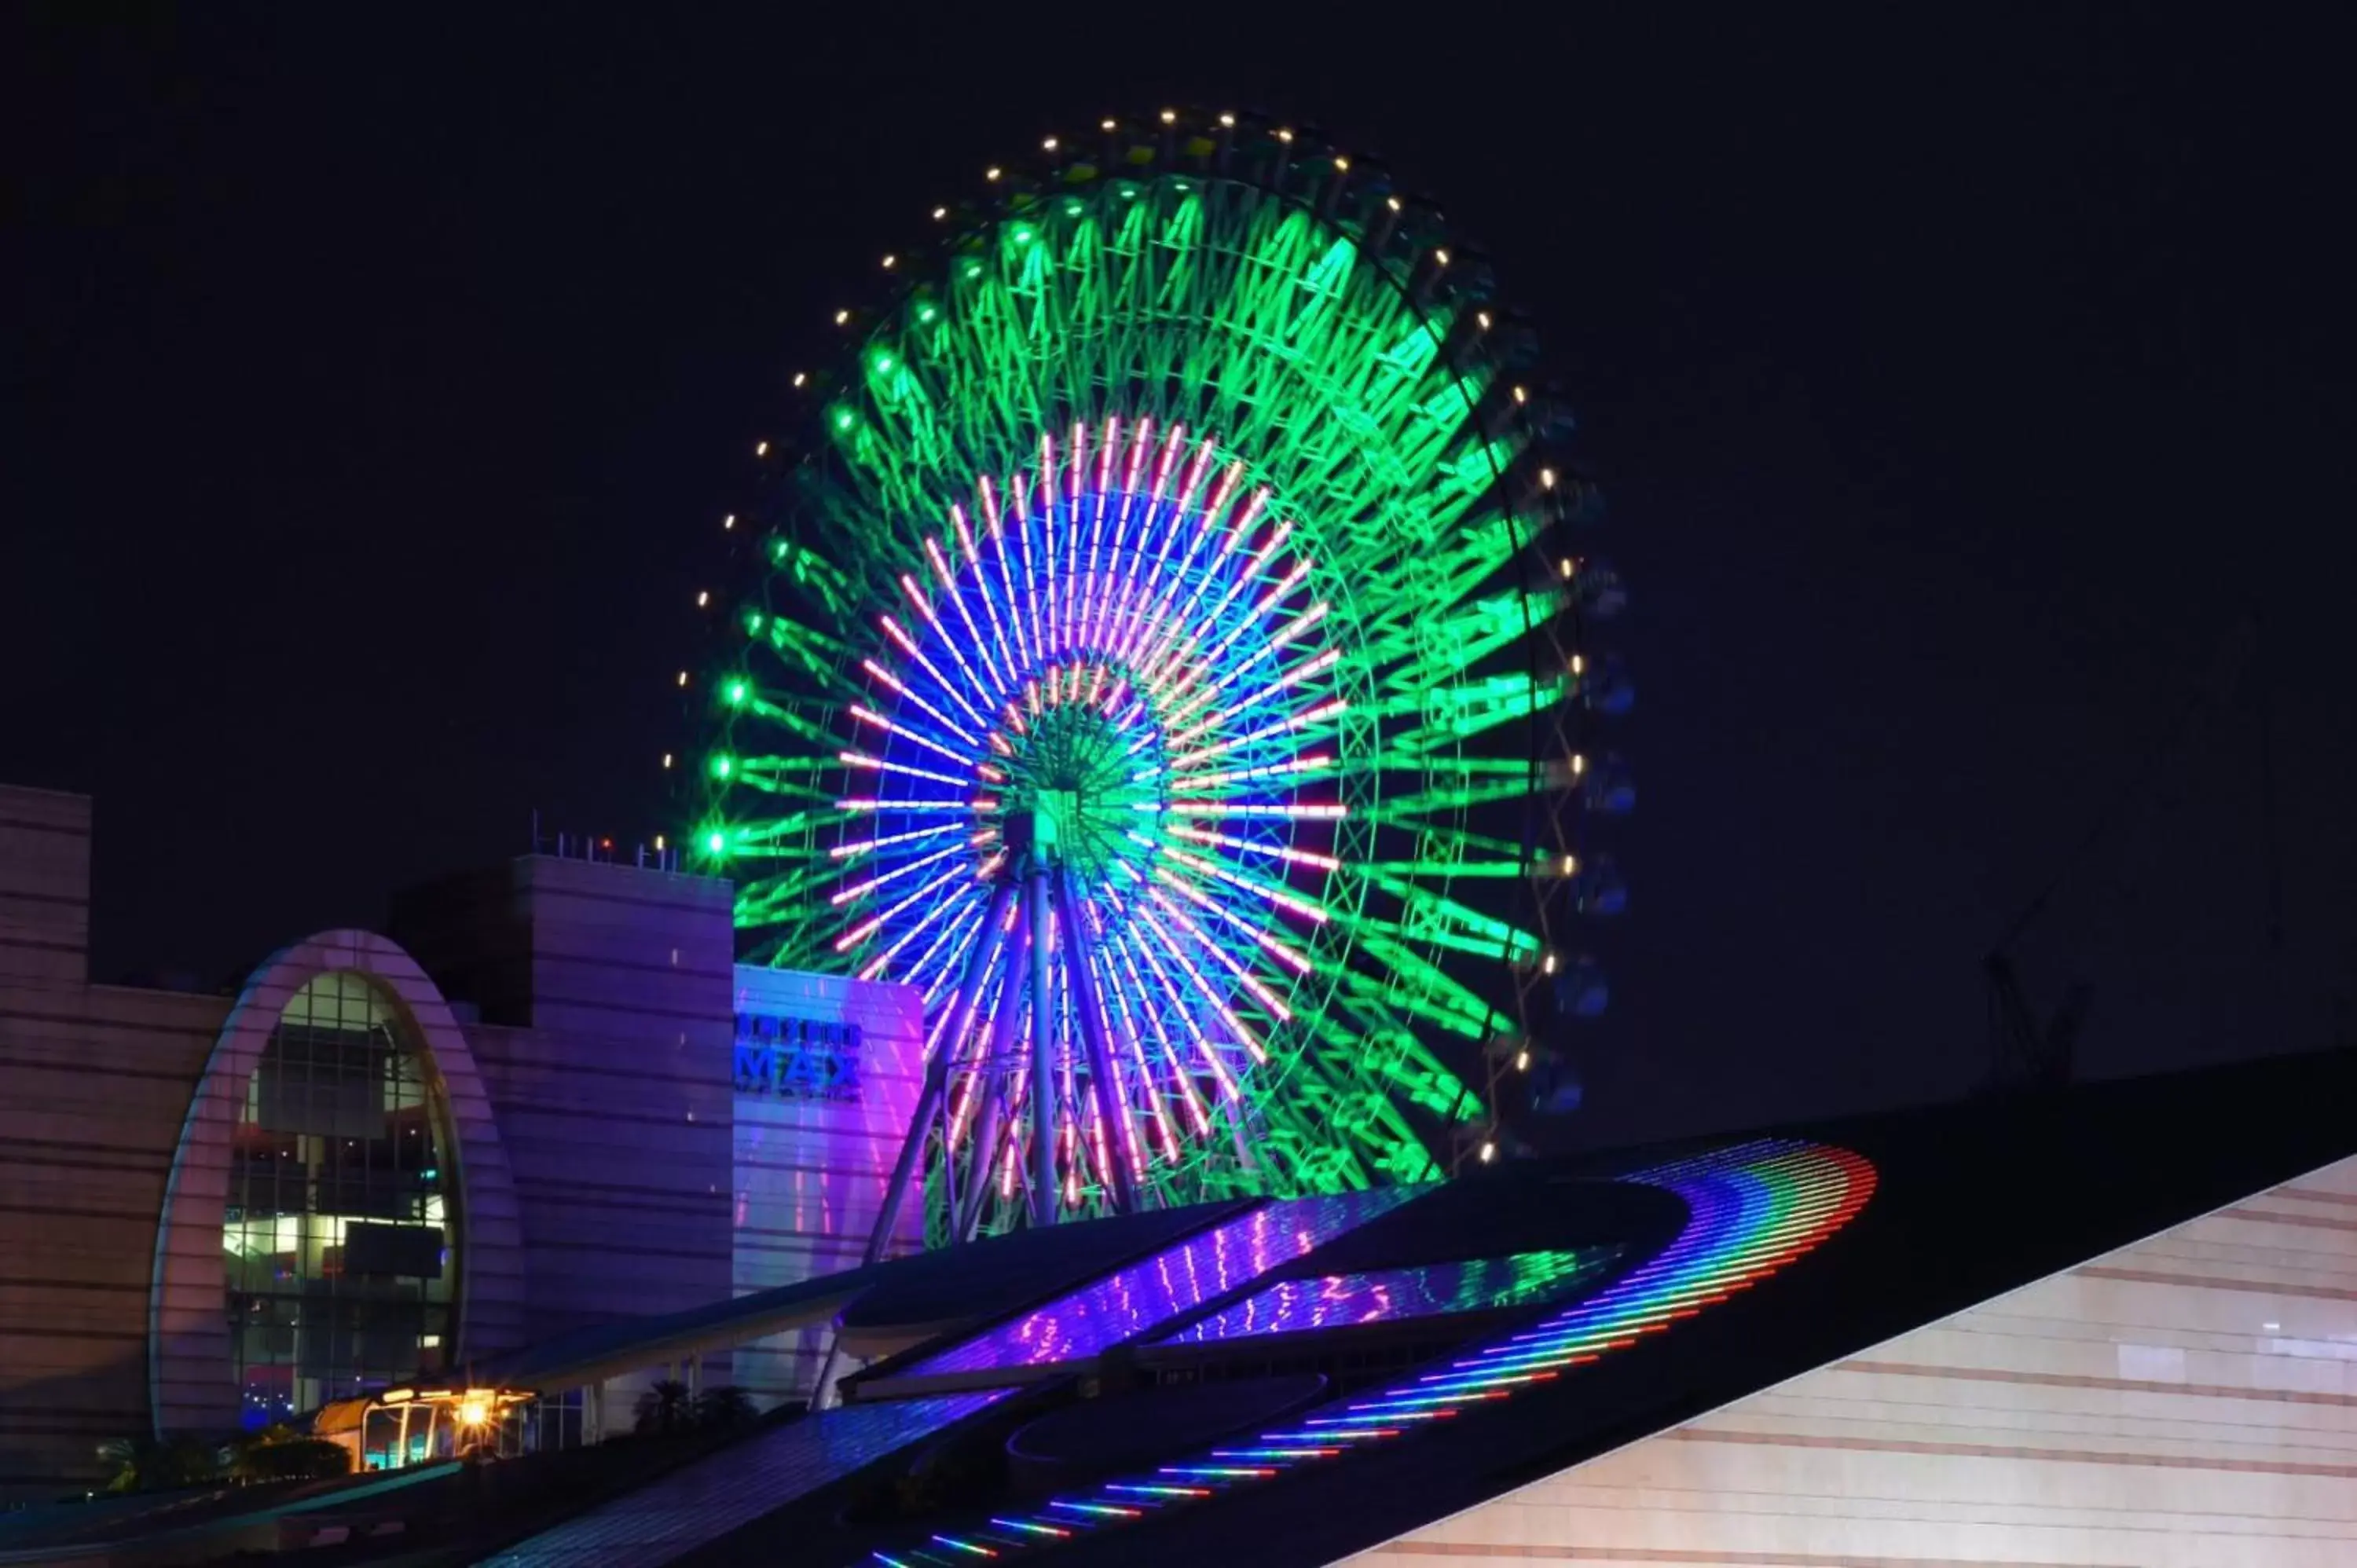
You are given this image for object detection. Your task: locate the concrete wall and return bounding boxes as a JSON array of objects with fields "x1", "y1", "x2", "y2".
[
  {"x1": 0, "y1": 784, "x2": 91, "y2": 988},
  {"x1": 395, "y1": 856, "x2": 739, "y2": 1340},
  {"x1": 1358, "y1": 1151, "x2": 2357, "y2": 1568},
  {"x1": 0, "y1": 978, "x2": 221, "y2": 1493},
  {"x1": 0, "y1": 787, "x2": 225, "y2": 1493},
  {"x1": 729, "y1": 968, "x2": 925, "y2": 1406}
]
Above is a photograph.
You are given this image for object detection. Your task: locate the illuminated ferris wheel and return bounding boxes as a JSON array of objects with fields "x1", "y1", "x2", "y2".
[{"x1": 683, "y1": 110, "x2": 1629, "y2": 1244}]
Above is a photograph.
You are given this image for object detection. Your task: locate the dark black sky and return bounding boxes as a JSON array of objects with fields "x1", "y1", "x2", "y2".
[{"x1": 8, "y1": 9, "x2": 2352, "y2": 1147}]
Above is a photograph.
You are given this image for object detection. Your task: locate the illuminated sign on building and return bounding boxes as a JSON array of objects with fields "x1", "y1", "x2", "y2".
[{"x1": 731, "y1": 1011, "x2": 863, "y2": 1101}]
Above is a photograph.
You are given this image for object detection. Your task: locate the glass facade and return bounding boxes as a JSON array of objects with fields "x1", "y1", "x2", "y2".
[{"x1": 225, "y1": 972, "x2": 456, "y2": 1427}]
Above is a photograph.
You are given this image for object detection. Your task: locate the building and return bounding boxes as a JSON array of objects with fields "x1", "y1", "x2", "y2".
[{"x1": 0, "y1": 783, "x2": 922, "y2": 1498}]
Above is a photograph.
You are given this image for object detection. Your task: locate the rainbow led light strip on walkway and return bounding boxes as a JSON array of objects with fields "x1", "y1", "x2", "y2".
[{"x1": 870, "y1": 1138, "x2": 1875, "y2": 1565}]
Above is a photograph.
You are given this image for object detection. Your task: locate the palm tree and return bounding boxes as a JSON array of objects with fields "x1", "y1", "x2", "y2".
[
  {"x1": 95, "y1": 1436, "x2": 148, "y2": 1493},
  {"x1": 632, "y1": 1379, "x2": 693, "y2": 1436},
  {"x1": 95, "y1": 1434, "x2": 222, "y2": 1493},
  {"x1": 691, "y1": 1384, "x2": 757, "y2": 1431}
]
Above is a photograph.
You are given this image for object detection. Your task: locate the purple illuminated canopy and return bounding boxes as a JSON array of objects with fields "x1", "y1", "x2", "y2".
[
  {"x1": 1153, "y1": 1246, "x2": 1623, "y2": 1346},
  {"x1": 899, "y1": 1189, "x2": 1415, "y2": 1379}
]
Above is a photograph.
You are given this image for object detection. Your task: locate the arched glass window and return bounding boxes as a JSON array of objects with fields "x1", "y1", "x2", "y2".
[{"x1": 223, "y1": 973, "x2": 457, "y2": 1427}]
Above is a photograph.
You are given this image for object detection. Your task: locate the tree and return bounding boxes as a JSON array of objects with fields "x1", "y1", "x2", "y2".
[
  {"x1": 691, "y1": 1384, "x2": 757, "y2": 1431},
  {"x1": 632, "y1": 1379, "x2": 693, "y2": 1436},
  {"x1": 96, "y1": 1434, "x2": 222, "y2": 1493},
  {"x1": 229, "y1": 1424, "x2": 350, "y2": 1482}
]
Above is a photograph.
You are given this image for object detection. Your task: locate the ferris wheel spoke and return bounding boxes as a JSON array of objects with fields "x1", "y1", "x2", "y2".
[
  {"x1": 1128, "y1": 904, "x2": 1267, "y2": 1067},
  {"x1": 1159, "y1": 797, "x2": 1349, "y2": 822},
  {"x1": 860, "y1": 658, "x2": 980, "y2": 749},
  {"x1": 1365, "y1": 674, "x2": 1566, "y2": 757},
  {"x1": 1168, "y1": 646, "x2": 1341, "y2": 746},
  {"x1": 1131, "y1": 485, "x2": 1273, "y2": 680},
  {"x1": 1034, "y1": 433, "x2": 1063, "y2": 657},
  {"x1": 1158, "y1": 600, "x2": 1329, "y2": 730},
  {"x1": 714, "y1": 757, "x2": 835, "y2": 800},
  {"x1": 922, "y1": 534, "x2": 1009, "y2": 702},
  {"x1": 1077, "y1": 418, "x2": 1115, "y2": 622},
  {"x1": 1084, "y1": 418, "x2": 1152, "y2": 639},
  {"x1": 731, "y1": 863, "x2": 846, "y2": 932},
  {"x1": 1164, "y1": 753, "x2": 1335, "y2": 796},
  {"x1": 878, "y1": 615, "x2": 993, "y2": 733},
  {"x1": 944, "y1": 950, "x2": 1021, "y2": 1144},
  {"x1": 1106, "y1": 427, "x2": 1189, "y2": 654},
  {"x1": 1146, "y1": 547, "x2": 1311, "y2": 708},
  {"x1": 1096, "y1": 921, "x2": 1205, "y2": 1130},
  {"x1": 1111, "y1": 923, "x2": 1244, "y2": 1105},
  {"x1": 827, "y1": 840, "x2": 971, "y2": 908},
  {"x1": 1085, "y1": 438, "x2": 1159, "y2": 647},
  {"x1": 948, "y1": 504, "x2": 1019, "y2": 694},
  {"x1": 1164, "y1": 695, "x2": 1343, "y2": 775},
  {"x1": 1004, "y1": 474, "x2": 1046, "y2": 661},
  {"x1": 1164, "y1": 822, "x2": 1338, "y2": 875},
  {"x1": 1113, "y1": 441, "x2": 1221, "y2": 662},
  {"x1": 1141, "y1": 887, "x2": 1293, "y2": 1027},
  {"x1": 832, "y1": 862, "x2": 971, "y2": 954},
  {"x1": 1085, "y1": 936, "x2": 1182, "y2": 1163},
  {"x1": 897, "y1": 895, "x2": 985, "y2": 997},
  {"x1": 975, "y1": 476, "x2": 1034, "y2": 674},
  {"x1": 1362, "y1": 774, "x2": 1536, "y2": 820},
  {"x1": 1148, "y1": 863, "x2": 1313, "y2": 979},
  {"x1": 1352, "y1": 874, "x2": 1545, "y2": 965},
  {"x1": 845, "y1": 703, "x2": 977, "y2": 769},
  {"x1": 896, "y1": 572, "x2": 998, "y2": 716},
  {"x1": 1120, "y1": 457, "x2": 1248, "y2": 671},
  {"x1": 1157, "y1": 842, "x2": 1332, "y2": 927},
  {"x1": 1344, "y1": 931, "x2": 1512, "y2": 1041},
  {"x1": 1369, "y1": 587, "x2": 1567, "y2": 692}
]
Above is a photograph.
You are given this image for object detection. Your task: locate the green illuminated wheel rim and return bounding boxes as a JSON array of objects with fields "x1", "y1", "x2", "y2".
[{"x1": 687, "y1": 113, "x2": 1613, "y2": 1236}]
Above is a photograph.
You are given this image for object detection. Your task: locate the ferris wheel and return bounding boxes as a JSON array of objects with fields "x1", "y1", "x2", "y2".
[{"x1": 681, "y1": 110, "x2": 1629, "y2": 1244}]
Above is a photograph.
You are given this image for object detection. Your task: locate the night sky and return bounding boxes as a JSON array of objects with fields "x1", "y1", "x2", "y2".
[{"x1": 9, "y1": 10, "x2": 2352, "y2": 1149}]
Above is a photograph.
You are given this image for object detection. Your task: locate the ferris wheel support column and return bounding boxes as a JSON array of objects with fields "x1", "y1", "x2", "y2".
[
  {"x1": 863, "y1": 880, "x2": 1014, "y2": 1266},
  {"x1": 955, "y1": 921, "x2": 1028, "y2": 1243},
  {"x1": 1026, "y1": 846, "x2": 1059, "y2": 1229},
  {"x1": 1058, "y1": 868, "x2": 1136, "y2": 1214}
]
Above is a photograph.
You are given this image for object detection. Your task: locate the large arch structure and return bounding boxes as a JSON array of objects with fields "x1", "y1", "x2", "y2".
[{"x1": 146, "y1": 929, "x2": 526, "y2": 1436}]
